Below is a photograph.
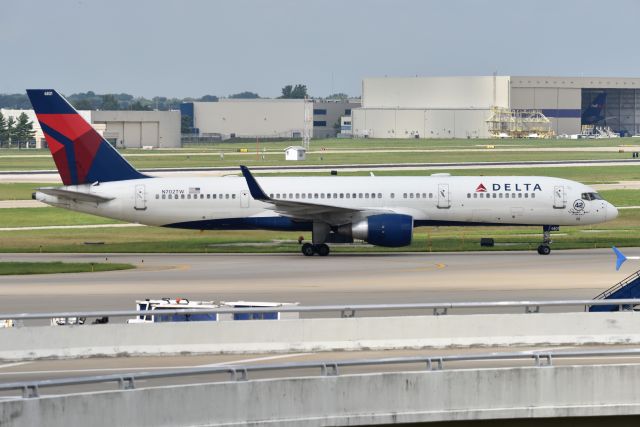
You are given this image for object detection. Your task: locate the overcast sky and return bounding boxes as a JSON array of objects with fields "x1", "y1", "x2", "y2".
[{"x1": 2, "y1": 0, "x2": 638, "y2": 98}]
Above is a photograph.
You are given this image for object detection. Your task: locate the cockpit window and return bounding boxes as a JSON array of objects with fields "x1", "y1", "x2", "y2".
[{"x1": 581, "y1": 192, "x2": 603, "y2": 201}]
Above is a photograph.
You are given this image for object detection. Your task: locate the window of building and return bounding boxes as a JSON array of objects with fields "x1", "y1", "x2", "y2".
[
  {"x1": 313, "y1": 121, "x2": 327, "y2": 127},
  {"x1": 345, "y1": 109, "x2": 351, "y2": 115},
  {"x1": 313, "y1": 109, "x2": 327, "y2": 115}
]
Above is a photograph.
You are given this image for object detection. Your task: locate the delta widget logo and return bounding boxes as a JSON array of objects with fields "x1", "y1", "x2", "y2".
[{"x1": 475, "y1": 183, "x2": 487, "y2": 192}]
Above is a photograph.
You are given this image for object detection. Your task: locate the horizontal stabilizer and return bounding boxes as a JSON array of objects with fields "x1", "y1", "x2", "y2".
[{"x1": 37, "y1": 187, "x2": 114, "y2": 203}]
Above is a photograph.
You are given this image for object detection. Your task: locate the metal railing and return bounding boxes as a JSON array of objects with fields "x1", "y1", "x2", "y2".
[
  {"x1": 1, "y1": 299, "x2": 640, "y2": 323},
  {"x1": 3, "y1": 348, "x2": 640, "y2": 399}
]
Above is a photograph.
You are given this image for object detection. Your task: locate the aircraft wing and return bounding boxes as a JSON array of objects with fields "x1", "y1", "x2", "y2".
[
  {"x1": 240, "y1": 166, "x2": 365, "y2": 222},
  {"x1": 37, "y1": 187, "x2": 115, "y2": 204}
]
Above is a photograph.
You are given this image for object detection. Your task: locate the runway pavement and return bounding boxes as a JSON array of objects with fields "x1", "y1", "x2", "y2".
[{"x1": 0, "y1": 249, "x2": 632, "y2": 314}]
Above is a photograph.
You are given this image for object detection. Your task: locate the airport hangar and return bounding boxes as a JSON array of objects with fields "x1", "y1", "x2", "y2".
[
  {"x1": 351, "y1": 75, "x2": 640, "y2": 138},
  {"x1": 0, "y1": 109, "x2": 181, "y2": 149},
  {"x1": 181, "y1": 98, "x2": 361, "y2": 139}
]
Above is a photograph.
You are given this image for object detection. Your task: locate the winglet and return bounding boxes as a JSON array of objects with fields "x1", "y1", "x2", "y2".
[
  {"x1": 240, "y1": 165, "x2": 270, "y2": 201},
  {"x1": 613, "y1": 246, "x2": 627, "y2": 271}
]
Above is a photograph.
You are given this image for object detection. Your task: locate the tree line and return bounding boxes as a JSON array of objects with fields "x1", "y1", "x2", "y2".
[
  {"x1": 0, "y1": 86, "x2": 353, "y2": 111},
  {"x1": 0, "y1": 112, "x2": 36, "y2": 148}
]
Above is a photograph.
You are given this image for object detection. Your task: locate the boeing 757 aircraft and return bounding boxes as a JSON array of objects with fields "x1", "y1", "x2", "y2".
[{"x1": 27, "y1": 89, "x2": 619, "y2": 256}]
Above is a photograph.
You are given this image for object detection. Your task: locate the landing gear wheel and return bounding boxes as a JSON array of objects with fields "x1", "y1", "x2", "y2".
[
  {"x1": 537, "y1": 244, "x2": 551, "y2": 255},
  {"x1": 301, "y1": 243, "x2": 315, "y2": 256},
  {"x1": 315, "y1": 243, "x2": 330, "y2": 257}
]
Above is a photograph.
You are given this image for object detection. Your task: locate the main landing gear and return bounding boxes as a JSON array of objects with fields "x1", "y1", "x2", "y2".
[
  {"x1": 301, "y1": 222, "x2": 332, "y2": 256},
  {"x1": 301, "y1": 243, "x2": 330, "y2": 257},
  {"x1": 537, "y1": 226, "x2": 556, "y2": 255}
]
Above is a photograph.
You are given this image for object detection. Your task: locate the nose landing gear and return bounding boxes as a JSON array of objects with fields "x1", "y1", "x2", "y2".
[{"x1": 537, "y1": 225, "x2": 557, "y2": 255}]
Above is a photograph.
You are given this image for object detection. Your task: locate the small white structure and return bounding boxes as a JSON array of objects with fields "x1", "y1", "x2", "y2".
[{"x1": 285, "y1": 145, "x2": 306, "y2": 161}]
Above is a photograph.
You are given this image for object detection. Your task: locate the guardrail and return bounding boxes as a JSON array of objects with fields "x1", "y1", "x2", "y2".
[
  {"x1": 1, "y1": 299, "x2": 639, "y2": 322},
  {"x1": 3, "y1": 348, "x2": 640, "y2": 399}
]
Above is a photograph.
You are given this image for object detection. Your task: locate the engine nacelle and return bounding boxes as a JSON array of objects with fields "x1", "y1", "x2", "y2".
[{"x1": 337, "y1": 214, "x2": 413, "y2": 247}]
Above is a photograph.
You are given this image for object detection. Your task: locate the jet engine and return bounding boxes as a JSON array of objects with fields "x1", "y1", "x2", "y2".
[{"x1": 337, "y1": 214, "x2": 413, "y2": 247}]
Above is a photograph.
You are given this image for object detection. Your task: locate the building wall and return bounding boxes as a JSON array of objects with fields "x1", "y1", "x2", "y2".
[
  {"x1": 192, "y1": 99, "x2": 312, "y2": 139},
  {"x1": 362, "y1": 76, "x2": 510, "y2": 109},
  {"x1": 352, "y1": 108, "x2": 490, "y2": 139},
  {"x1": 91, "y1": 110, "x2": 180, "y2": 149},
  {"x1": 312, "y1": 100, "x2": 361, "y2": 138}
]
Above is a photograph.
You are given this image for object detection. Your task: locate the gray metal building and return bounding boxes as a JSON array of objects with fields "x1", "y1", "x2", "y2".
[
  {"x1": 183, "y1": 99, "x2": 359, "y2": 140},
  {"x1": 353, "y1": 76, "x2": 640, "y2": 138}
]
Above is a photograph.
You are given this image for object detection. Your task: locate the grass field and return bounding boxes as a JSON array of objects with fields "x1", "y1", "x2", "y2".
[
  {"x1": 0, "y1": 262, "x2": 134, "y2": 275},
  {"x1": 0, "y1": 206, "x2": 638, "y2": 253},
  {"x1": 1, "y1": 137, "x2": 640, "y2": 171}
]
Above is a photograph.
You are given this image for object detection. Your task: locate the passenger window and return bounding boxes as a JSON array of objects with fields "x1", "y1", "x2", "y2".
[
  {"x1": 365, "y1": 193, "x2": 369, "y2": 199},
  {"x1": 518, "y1": 193, "x2": 522, "y2": 198},
  {"x1": 403, "y1": 193, "x2": 407, "y2": 199},
  {"x1": 499, "y1": 193, "x2": 503, "y2": 198},
  {"x1": 415, "y1": 193, "x2": 420, "y2": 199},
  {"x1": 340, "y1": 193, "x2": 344, "y2": 198},
  {"x1": 492, "y1": 193, "x2": 496, "y2": 198},
  {"x1": 512, "y1": 193, "x2": 516, "y2": 198},
  {"x1": 289, "y1": 193, "x2": 293, "y2": 198},
  {"x1": 308, "y1": 193, "x2": 312, "y2": 198},
  {"x1": 334, "y1": 193, "x2": 338, "y2": 198},
  {"x1": 524, "y1": 193, "x2": 529, "y2": 198},
  {"x1": 531, "y1": 193, "x2": 535, "y2": 198},
  {"x1": 390, "y1": 193, "x2": 395, "y2": 199},
  {"x1": 201, "y1": 194, "x2": 204, "y2": 199},
  {"x1": 155, "y1": 194, "x2": 159, "y2": 199},
  {"x1": 410, "y1": 193, "x2": 414, "y2": 199},
  {"x1": 473, "y1": 193, "x2": 477, "y2": 198},
  {"x1": 270, "y1": 194, "x2": 274, "y2": 198},
  {"x1": 181, "y1": 194, "x2": 185, "y2": 199},
  {"x1": 314, "y1": 193, "x2": 319, "y2": 199},
  {"x1": 295, "y1": 193, "x2": 300, "y2": 198},
  {"x1": 358, "y1": 193, "x2": 363, "y2": 198},
  {"x1": 321, "y1": 193, "x2": 325, "y2": 199},
  {"x1": 429, "y1": 193, "x2": 433, "y2": 198},
  {"x1": 187, "y1": 194, "x2": 191, "y2": 199},
  {"x1": 327, "y1": 193, "x2": 331, "y2": 199},
  {"x1": 352, "y1": 193, "x2": 357, "y2": 198},
  {"x1": 422, "y1": 193, "x2": 426, "y2": 198},
  {"x1": 346, "y1": 193, "x2": 350, "y2": 199},
  {"x1": 505, "y1": 193, "x2": 509, "y2": 198},
  {"x1": 301, "y1": 194, "x2": 306, "y2": 199},
  {"x1": 212, "y1": 194, "x2": 216, "y2": 199},
  {"x1": 378, "y1": 193, "x2": 382, "y2": 198},
  {"x1": 225, "y1": 194, "x2": 229, "y2": 199},
  {"x1": 207, "y1": 194, "x2": 210, "y2": 199}
]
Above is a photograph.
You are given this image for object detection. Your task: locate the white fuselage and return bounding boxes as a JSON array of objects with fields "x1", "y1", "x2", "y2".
[{"x1": 36, "y1": 175, "x2": 618, "y2": 230}]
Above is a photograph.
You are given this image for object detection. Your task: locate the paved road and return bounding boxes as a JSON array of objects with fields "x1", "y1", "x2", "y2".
[
  {"x1": 2, "y1": 344, "x2": 640, "y2": 397},
  {"x1": 0, "y1": 249, "x2": 631, "y2": 315}
]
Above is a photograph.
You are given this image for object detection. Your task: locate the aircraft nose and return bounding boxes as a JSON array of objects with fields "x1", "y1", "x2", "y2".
[{"x1": 606, "y1": 203, "x2": 619, "y2": 220}]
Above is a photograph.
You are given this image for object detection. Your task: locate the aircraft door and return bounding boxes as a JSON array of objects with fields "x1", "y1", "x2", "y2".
[
  {"x1": 134, "y1": 184, "x2": 147, "y2": 210},
  {"x1": 437, "y1": 184, "x2": 450, "y2": 209},
  {"x1": 240, "y1": 190, "x2": 250, "y2": 208},
  {"x1": 553, "y1": 186, "x2": 566, "y2": 209}
]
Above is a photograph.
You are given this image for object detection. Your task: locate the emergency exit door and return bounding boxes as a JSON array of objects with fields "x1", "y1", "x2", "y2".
[
  {"x1": 134, "y1": 184, "x2": 146, "y2": 210},
  {"x1": 553, "y1": 186, "x2": 566, "y2": 209},
  {"x1": 240, "y1": 190, "x2": 250, "y2": 208},
  {"x1": 437, "y1": 184, "x2": 450, "y2": 208}
]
